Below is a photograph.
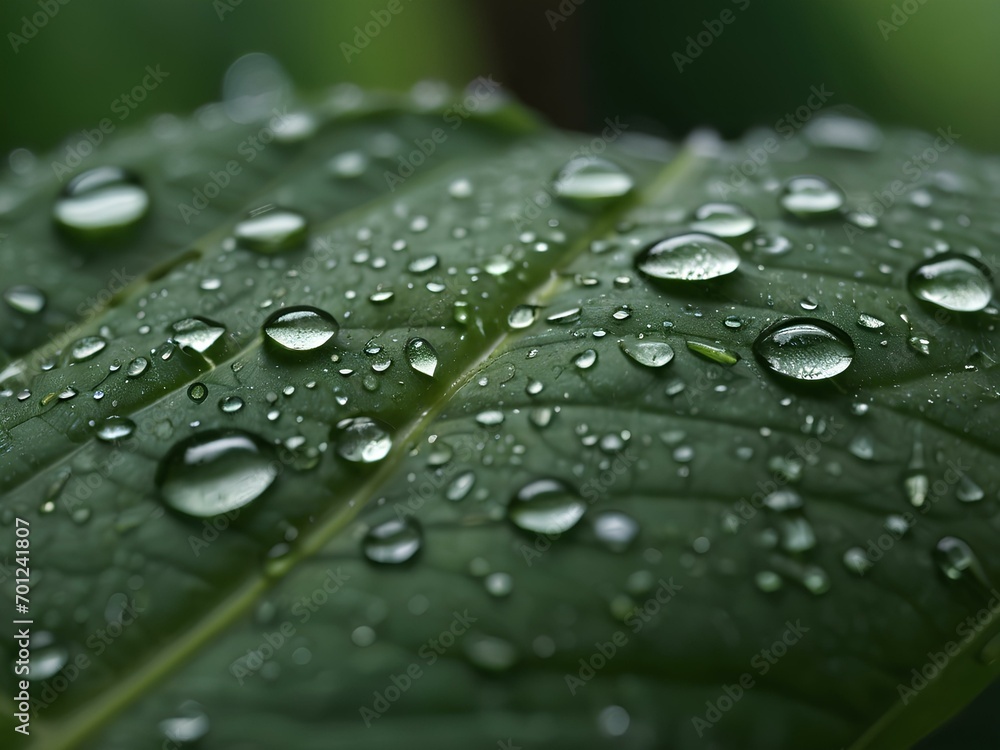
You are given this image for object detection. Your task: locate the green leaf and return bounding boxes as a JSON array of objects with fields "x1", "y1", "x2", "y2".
[{"x1": 1, "y1": 91, "x2": 998, "y2": 750}]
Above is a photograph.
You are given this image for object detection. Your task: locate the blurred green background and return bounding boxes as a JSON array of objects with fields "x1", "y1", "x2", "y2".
[
  {"x1": 1, "y1": 0, "x2": 997, "y2": 746},
  {"x1": 1, "y1": 0, "x2": 999, "y2": 154}
]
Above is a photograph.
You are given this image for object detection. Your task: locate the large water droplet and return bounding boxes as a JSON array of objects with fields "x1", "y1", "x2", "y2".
[
  {"x1": 126, "y1": 356, "x2": 150, "y2": 378},
  {"x1": 3, "y1": 285, "x2": 46, "y2": 315},
  {"x1": 334, "y1": 416, "x2": 392, "y2": 463},
  {"x1": 234, "y1": 205, "x2": 308, "y2": 254},
  {"x1": 779, "y1": 175, "x2": 844, "y2": 218},
  {"x1": 362, "y1": 518, "x2": 422, "y2": 564},
  {"x1": 690, "y1": 202, "x2": 756, "y2": 237},
  {"x1": 507, "y1": 305, "x2": 538, "y2": 330},
  {"x1": 263, "y1": 306, "x2": 338, "y2": 353},
  {"x1": 170, "y1": 317, "x2": 226, "y2": 353},
  {"x1": 619, "y1": 335, "x2": 674, "y2": 368},
  {"x1": 405, "y1": 337, "x2": 438, "y2": 377},
  {"x1": 637, "y1": 233, "x2": 740, "y2": 281},
  {"x1": 753, "y1": 318, "x2": 854, "y2": 380},
  {"x1": 508, "y1": 478, "x2": 586, "y2": 534},
  {"x1": 94, "y1": 416, "x2": 136, "y2": 442},
  {"x1": 69, "y1": 335, "x2": 107, "y2": 362},
  {"x1": 156, "y1": 430, "x2": 278, "y2": 517},
  {"x1": 54, "y1": 167, "x2": 150, "y2": 239},
  {"x1": 553, "y1": 157, "x2": 634, "y2": 208},
  {"x1": 907, "y1": 254, "x2": 993, "y2": 312}
]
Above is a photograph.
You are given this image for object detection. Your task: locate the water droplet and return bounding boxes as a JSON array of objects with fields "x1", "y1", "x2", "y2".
[
  {"x1": 484, "y1": 571, "x2": 513, "y2": 597},
  {"x1": 907, "y1": 254, "x2": 993, "y2": 312},
  {"x1": 405, "y1": 337, "x2": 438, "y2": 377},
  {"x1": 779, "y1": 175, "x2": 844, "y2": 217},
  {"x1": 598, "y1": 705, "x2": 631, "y2": 737},
  {"x1": 407, "y1": 255, "x2": 439, "y2": 274},
  {"x1": 126, "y1": 356, "x2": 149, "y2": 378},
  {"x1": 234, "y1": 205, "x2": 308, "y2": 254},
  {"x1": 362, "y1": 518, "x2": 421, "y2": 564},
  {"x1": 94, "y1": 416, "x2": 135, "y2": 442},
  {"x1": 686, "y1": 340, "x2": 740, "y2": 365},
  {"x1": 553, "y1": 157, "x2": 634, "y2": 208},
  {"x1": 754, "y1": 570, "x2": 782, "y2": 593},
  {"x1": 70, "y1": 335, "x2": 107, "y2": 362},
  {"x1": 857, "y1": 313, "x2": 885, "y2": 330},
  {"x1": 334, "y1": 416, "x2": 392, "y2": 463},
  {"x1": 446, "y1": 470, "x2": 475, "y2": 501},
  {"x1": 187, "y1": 383, "x2": 208, "y2": 403},
  {"x1": 507, "y1": 305, "x2": 538, "y2": 329},
  {"x1": 592, "y1": 511, "x2": 639, "y2": 551},
  {"x1": 690, "y1": 202, "x2": 756, "y2": 237},
  {"x1": 637, "y1": 233, "x2": 740, "y2": 281},
  {"x1": 619, "y1": 335, "x2": 674, "y2": 368},
  {"x1": 3, "y1": 285, "x2": 46, "y2": 315},
  {"x1": 753, "y1": 318, "x2": 854, "y2": 380},
  {"x1": 263, "y1": 306, "x2": 338, "y2": 353},
  {"x1": 156, "y1": 430, "x2": 277, "y2": 517},
  {"x1": 934, "y1": 536, "x2": 986, "y2": 584},
  {"x1": 573, "y1": 349, "x2": 598, "y2": 369},
  {"x1": 329, "y1": 151, "x2": 367, "y2": 178},
  {"x1": 219, "y1": 395, "x2": 244, "y2": 414},
  {"x1": 170, "y1": 317, "x2": 226, "y2": 353},
  {"x1": 508, "y1": 478, "x2": 586, "y2": 534},
  {"x1": 957, "y1": 474, "x2": 984, "y2": 503},
  {"x1": 475, "y1": 409, "x2": 505, "y2": 427},
  {"x1": 843, "y1": 548, "x2": 873, "y2": 576},
  {"x1": 159, "y1": 701, "x2": 210, "y2": 744},
  {"x1": 54, "y1": 167, "x2": 150, "y2": 239},
  {"x1": 29, "y1": 632, "x2": 68, "y2": 680}
]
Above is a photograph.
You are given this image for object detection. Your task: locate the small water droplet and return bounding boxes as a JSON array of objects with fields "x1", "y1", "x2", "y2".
[
  {"x1": 475, "y1": 409, "x2": 505, "y2": 427},
  {"x1": 156, "y1": 430, "x2": 277, "y2": 517},
  {"x1": 29, "y1": 631, "x2": 68, "y2": 680},
  {"x1": 934, "y1": 536, "x2": 986, "y2": 584},
  {"x1": 857, "y1": 313, "x2": 885, "y2": 330},
  {"x1": 690, "y1": 202, "x2": 756, "y2": 237},
  {"x1": 159, "y1": 701, "x2": 210, "y2": 744},
  {"x1": 779, "y1": 175, "x2": 844, "y2": 218},
  {"x1": 54, "y1": 167, "x2": 150, "y2": 239},
  {"x1": 405, "y1": 337, "x2": 438, "y2": 377},
  {"x1": 686, "y1": 340, "x2": 740, "y2": 365},
  {"x1": 907, "y1": 254, "x2": 993, "y2": 312},
  {"x1": 219, "y1": 395, "x2": 244, "y2": 414},
  {"x1": 362, "y1": 518, "x2": 422, "y2": 564},
  {"x1": 234, "y1": 205, "x2": 308, "y2": 254},
  {"x1": 70, "y1": 335, "x2": 107, "y2": 363},
  {"x1": 170, "y1": 317, "x2": 226, "y2": 353},
  {"x1": 592, "y1": 511, "x2": 639, "y2": 551},
  {"x1": 3, "y1": 285, "x2": 46, "y2": 315},
  {"x1": 619, "y1": 335, "x2": 674, "y2": 368},
  {"x1": 484, "y1": 571, "x2": 513, "y2": 597},
  {"x1": 843, "y1": 547, "x2": 873, "y2": 576},
  {"x1": 263, "y1": 306, "x2": 338, "y2": 353},
  {"x1": 753, "y1": 318, "x2": 854, "y2": 380},
  {"x1": 573, "y1": 349, "x2": 598, "y2": 369},
  {"x1": 637, "y1": 233, "x2": 740, "y2": 281},
  {"x1": 126, "y1": 356, "x2": 149, "y2": 378},
  {"x1": 553, "y1": 157, "x2": 634, "y2": 208},
  {"x1": 187, "y1": 383, "x2": 208, "y2": 403},
  {"x1": 508, "y1": 478, "x2": 586, "y2": 534},
  {"x1": 407, "y1": 255, "x2": 439, "y2": 274},
  {"x1": 446, "y1": 470, "x2": 476, "y2": 501},
  {"x1": 334, "y1": 416, "x2": 392, "y2": 463},
  {"x1": 94, "y1": 416, "x2": 135, "y2": 442}
]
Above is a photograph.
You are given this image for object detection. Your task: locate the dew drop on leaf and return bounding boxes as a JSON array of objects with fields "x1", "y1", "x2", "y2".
[
  {"x1": 3, "y1": 284, "x2": 46, "y2": 315},
  {"x1": 636, "y1": 233, "x2": 740, "y2": 281},
  {"x1": 334, "y1": 416, "x2": 393, "y2": 463},
  {"x1": 619, "y1": 335, "x2": 674, "y2": 368},
  {"x1": 362, "y1": 518, "x2": 422, "y2": 564},
  {"x1": 778, "y1": 175, "x2": 844, "y2": 217},
  {"x1": 53, "y1": 167, "x2": 150, "y2": 239},
  {"x1": 592, "y1": 510, "x2": 639, "y2": 551},
  {"x1": 94, "y1": 416, "x2": 136, "y2": 442},
  {"x1": 156, "y1": 430, "x2": 277, "y2": 518},
  {"x1": 233, "y1": 205, "x2": 308, "y2": 254},
  {"x1": 170, "y1": 317, "x2": 226, "y2": 353},
  {"x1": 690, "y1": 202, "x2": 757, "y2": 237},
  {"x1": 507, "y1": 305, "x2": 537, "y2": 330},
  {"x1": 508, "y1": 478, "x2": 586, "y2": 534},
  {"x1": 405, "y1": 337, "x2": 438, "y2": 377},
  {"x1": 263, "y1": 306, "x2": 338, "y2": 353},
  {"x1": 29, "y1": 631, "x2": 68, "y2": 681},
  {"x1": 126, "y1": 356, "x2": 149, "y2": 378},
  {"x1": 553, "y1": 157, "x2": 634, "y2": 208},
  {"x1": 907, "y1": 253, "x2": 993, "y2": 312},
  {"x1": 753, "y1": 318, "x2": 854, "y2": 380},
  {"x1": 187, "y1": 382, "x2": 208, "y2": 403}
]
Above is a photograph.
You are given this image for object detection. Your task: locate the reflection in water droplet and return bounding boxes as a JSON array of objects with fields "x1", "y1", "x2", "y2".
[
  {"x1": 54, "y1": 167, "x2": 150, "y2": 238},
  {"x1": 779, "y1": 175, "x2": 844, "y2": 217},
  {"x1": 335, "y1": 416, "x2": 392, "y2": 463},
  {"x1": 126, "y1": 356, "x2": 150, "y2": 378},
  {"x1": 405, "y1": 337, "x2": 438, "y2": 377},
  {"x1": 857, "y1": 313, "x2": 885, "y2": 330},
  {"x1": 263, "y1": 306, "x2": 338, "y2": 352},
  {"x1": 553, "y1": 157, "x2": 634, "y2": 208},
  {"x1": 753, "y1": 318, "x2": 854, "y2": 380},
  {"x1": 619, "y1": 335, "x2": 674, "y2": 368},
  {"x1": 187, "y1": 382, "x2": 208, "y2": 403},
  {"x1": 690, "y1": 202, "x2": 756, "y2": 237},
  {"x1": 234, "y1": 205, "x2": 308, "y2": 254},
  {"x1": 94, "y1": 416, "x2": 135, "y2": 442},
  {"x1": 3, "y1": 285, "x2": 46, "y2": 315},
  {"x1": 156, "y1": 430, "x2": 277, "y2": 517},
  {"x1": 686, "y1": 340, "x2": 740, "y2": 365},
  {"x1": 170, "y1": 317, "x2": 226, "y2": 353},
  {"x1": 508, "y1": 478, "x2": 586, "y2": 534},
  {"x1": 907, "y1": 254, "x2": 993, "y2": 312},
  {"x1": 637, "y1": 233, "x2": 740, "y2": 281},
  {"x1": 362, "y1": 518, "x2": 422, "y2": 564}
]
